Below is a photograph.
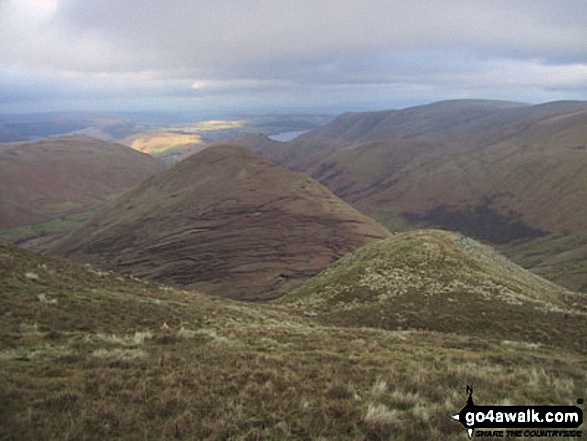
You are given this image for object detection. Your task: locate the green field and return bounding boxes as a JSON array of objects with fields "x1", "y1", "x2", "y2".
[{"x1": 0, "y1": 209, "x2": 98, "y2": 249}]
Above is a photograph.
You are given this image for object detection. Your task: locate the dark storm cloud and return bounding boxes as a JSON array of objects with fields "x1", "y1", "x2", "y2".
[{"x1": 1, "y1": 0, "x2": 586, "y2": 112}]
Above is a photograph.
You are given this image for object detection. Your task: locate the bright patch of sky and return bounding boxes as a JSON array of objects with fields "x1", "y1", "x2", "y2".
[{"x1": 1, "y1": 0, "x2": 587, "y2": 114}]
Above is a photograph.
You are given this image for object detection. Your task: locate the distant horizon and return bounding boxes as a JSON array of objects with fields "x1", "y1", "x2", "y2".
[{"x1": 4, "y1": 97, "x2": 587, "y2": 123}]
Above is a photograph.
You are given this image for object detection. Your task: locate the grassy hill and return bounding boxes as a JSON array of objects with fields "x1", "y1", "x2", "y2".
[
  {"x1": 0, "y1": 136, "x2": 163, "y2": 249},
  {"x1": 2, "y1": 241, "x2": 586, "y2": 440},
  {"x1": 50, "y1": 145, "x2": 391, "y2": 300},
  {"x1": 282, "y1": 230, "x2": 587, "y2": 352},
  {"x1": 0, "y1": 113, "x2": 147, "y2": 143},
  {"x1": 243, "y1": 100, "x2": 587, "y2": 292}
]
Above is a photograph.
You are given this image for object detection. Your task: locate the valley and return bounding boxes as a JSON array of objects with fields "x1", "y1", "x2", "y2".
[{"x1": 228, "y1": 100, "x2": 587, "y2": 292}]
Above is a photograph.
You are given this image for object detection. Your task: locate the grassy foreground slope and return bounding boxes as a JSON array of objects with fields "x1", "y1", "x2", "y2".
[
  {"x1": 1, "y1": 242, "x2": 586, "y2": 440},
  {"x1": 283, "y1": 230, "x2": 587, "y2": 352}
]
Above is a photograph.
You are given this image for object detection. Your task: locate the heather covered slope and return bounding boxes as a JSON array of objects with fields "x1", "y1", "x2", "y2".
[
  {"x1": 282, "y1": 230, "x2": 587, "y2": 352},
  {"x1": 2, "y1": 242, "x2": 586, "y2": 440},
  {"x1": 0, "y1": 135, "x2": 163, "y2": 229},
  {"x1": 51, "y1": 145, "x2": 391, "y2": 300}
]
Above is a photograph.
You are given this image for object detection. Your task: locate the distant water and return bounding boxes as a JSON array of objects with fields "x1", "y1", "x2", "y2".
[{"x1": 268, "y1": 130, "x2": 309, "y2": 142}]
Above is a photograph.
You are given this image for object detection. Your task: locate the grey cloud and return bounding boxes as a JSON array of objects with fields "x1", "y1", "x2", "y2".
[
  {"x1": 1, "y1": 0, "x2": 587, "y2": 113},
  {"x1": 53, "y1": 0, "x2": 587, "y2": 71}
]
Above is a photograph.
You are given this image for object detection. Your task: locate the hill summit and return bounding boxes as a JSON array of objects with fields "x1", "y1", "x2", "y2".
[
  {"x1": 51, "y1": 145, "x2": 391, "y2": 300},
  {"x1": 283, "y1": 229, "x2": 587, "y2": 350}
]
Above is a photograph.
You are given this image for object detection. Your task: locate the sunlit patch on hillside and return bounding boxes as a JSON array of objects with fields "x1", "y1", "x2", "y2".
[
  {"x1": 178, "y1": 120, "x2": 247, "y2": 132},
  {"x1": 124, "y1": 132, "x2": 205, "y2": 155}
]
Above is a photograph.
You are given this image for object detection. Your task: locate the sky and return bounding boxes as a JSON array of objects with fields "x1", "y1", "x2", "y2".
[{"x1": 1, "y1": 0, "x2": 587, "y2": 115}]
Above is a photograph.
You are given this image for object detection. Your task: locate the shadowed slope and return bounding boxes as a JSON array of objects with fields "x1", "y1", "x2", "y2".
[
  {"x1": 51, "y1": 145, "x2": 391, "y2": 300},
  {"x1": 283, "y1": 230, "x2": 587, "y2": 351}
]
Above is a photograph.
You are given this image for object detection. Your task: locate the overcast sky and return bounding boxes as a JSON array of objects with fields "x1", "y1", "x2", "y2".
[{"x1": 1, "y1": 0, "x2": 587, "y2": 115}]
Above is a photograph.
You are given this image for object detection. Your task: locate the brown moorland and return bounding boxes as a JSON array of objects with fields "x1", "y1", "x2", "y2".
[
  {"x1": 2, "y1": 240, "x2": 586, "y2": 440},
  {"x1": 50, "y1": 145, "x2": 391, "y2": 300},
  {"x1": 234, "y1": 100, "x2": 587, "y2": 291},
  {"x1": 0, "y1": 135, "x2": 163, "y2": 229}
]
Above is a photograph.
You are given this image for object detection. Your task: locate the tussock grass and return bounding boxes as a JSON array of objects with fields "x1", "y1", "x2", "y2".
[
  {"x1": 37, "y1": 293, "x2": 57, "y2": 304},
  {"x1": 365, "y1": 403, "x2": 401, "y2": 425},
  {"x1": 92, "y1": 331, "x2": 153, "y2": 346},
  {"x1": 91, "y1": 348, "x2": 147, "y2": 361},
  {"x1": 282, "y1": 230, "x2": 587, "y2": 352},
  {"x1": 1, "y1": 242, "x2": 586, "y2": 440}
]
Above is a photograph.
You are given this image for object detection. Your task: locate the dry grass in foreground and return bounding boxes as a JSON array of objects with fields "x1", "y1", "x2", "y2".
[{"x1": 1, "y1": 243, "x2": 585, "y2": 440}]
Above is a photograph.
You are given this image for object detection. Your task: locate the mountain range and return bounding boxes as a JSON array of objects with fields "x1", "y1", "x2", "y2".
[{"x1": 226, "y1": 100, "x2": 587, "y2": 291}]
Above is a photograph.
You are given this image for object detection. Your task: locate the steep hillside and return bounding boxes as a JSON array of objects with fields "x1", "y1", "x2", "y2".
[
  {"x1": 268, "y1": 101, "x2": 587, "y2": 237},
  {"x1": 499, "y1": 232, "x2": 587, "y2": 293},
  {"x1": 3, "y1": 241, "x2": 587, "y2": 440},
  {"x1": 51, "y1": 145, "x2": 391, "y2": 300},
  {"x1": 0, "y1": 135, "x2": 163, "y2": 230},
  {"x1": 302, "y1": 119, "x2": 587, "y2": 237},
  {"x1": 283, "y1": 230, "x2": 587, "y2": 351},
  {"x1": 244, "y1": 100, "x2": 587, "y2": 291}
]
